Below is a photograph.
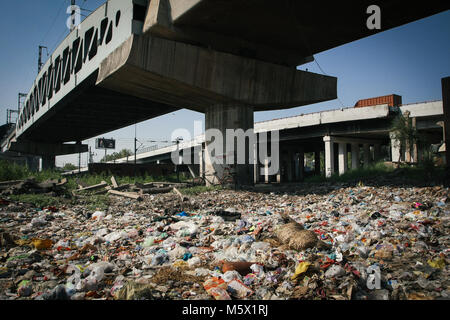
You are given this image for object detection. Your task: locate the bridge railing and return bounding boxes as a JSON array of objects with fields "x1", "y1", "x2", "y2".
[{"x1": 16, "y1": 0, "x2": 148, "y2": 140}]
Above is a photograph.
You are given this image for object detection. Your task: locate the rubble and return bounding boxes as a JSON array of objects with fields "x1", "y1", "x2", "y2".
[
  {"x1": 0, "y1": 178, "x2": 67, "y2": 196},
  {"x1": 0, "y1": 181, "x2": 449, "y2": 300}
]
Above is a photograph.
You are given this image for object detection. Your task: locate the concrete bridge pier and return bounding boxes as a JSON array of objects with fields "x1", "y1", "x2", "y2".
[
  {"x1": 25, "y1": 156, "x2": 40, "y2": 172},
  {"x1": 314, "y1": 149, "x2": 321, "y2": 175},
  {"x1": 297, "y1": 148, "x2": 305, "y2": 182},
  {"x1": 390, "y1": 132, "x2": 402, "y2": 164},
  {"x1": 204, "y1": 105, "x2": 254, "y2": 186},
  {"x1": 41, "y1": 156, "x2": 56, "y2": 171},
  {"x1": 363, "y1": 144, "x2": 371, "y2": 168},
  {"x1": 324, "y1": 136, "x2": 335, "y2": 178},
  {"x1": 338, "y1": 143, "x2": 348, "y2": 175},
  {"x1": 325, "y1": 136, "x2": 383, "y2": 177},
  {"x1": 351, "y1": 143, "x2": 360, "y2": 170}
]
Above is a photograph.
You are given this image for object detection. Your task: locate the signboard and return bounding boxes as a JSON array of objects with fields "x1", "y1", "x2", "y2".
[{"x1": 95, "y1": 138, "x2": 116, "y2": 150}]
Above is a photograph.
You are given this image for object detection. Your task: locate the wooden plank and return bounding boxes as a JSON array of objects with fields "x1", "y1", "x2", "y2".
[
  {"x1": 75, "y1": 181, "x2": 108, "y2": 192},
  {"x1": 111, "y1": 176, "x2": 119, "y2": 189},
  {"x1": 108, "y1": 190, "x2": 142, "y2": 200},
  {"x1": 57, "y1": 178, "x2": 68, "y2": 186},
  {"x1": 0, "y1": 180, "x2": 24, "y2": 186},
  {"x1": 173, "y1": 187, "x2": 186, "y2": 201},
  {"x1": 140, "y1": 187, "x2": 173, "y2": 194}
]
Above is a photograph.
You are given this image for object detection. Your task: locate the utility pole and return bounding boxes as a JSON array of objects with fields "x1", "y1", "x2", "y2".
[
  {"x1": 134, "y1": 123, "x2": 137, "y2": 177},
  {"x1": 6, "y1": 109, "x2": 18, "y2": 125},
  {"x1": 18, "y1": 93, "x2": 27, "y2": 113},
  {"x1": 76, "y1": 141, "x2": 81, "y2": 173},
  {"x1": 38, "y1": 46, "x2": 48, "y2": 73}
]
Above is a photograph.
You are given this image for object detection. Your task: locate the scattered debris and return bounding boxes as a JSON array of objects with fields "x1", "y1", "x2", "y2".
[
  {"x1": 0, "y1": 181, "x2": 448, "y2": 300},
  {"x1": 108, "y1": 190, "x2": 142, "y2": 201}
]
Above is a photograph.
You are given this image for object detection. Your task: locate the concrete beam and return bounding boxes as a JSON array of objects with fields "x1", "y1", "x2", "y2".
[
  {"x1": 400, "y1": 101, "x2": 443, "y2": 118},
  {"x1": 8, "y1": 141, "x2": 88, "y2": 156},
  {"x1": 97, "y1": 34, "x2": 337, "y2": 112},
  {"x1": 330, "y1": 136, "x2": 383, "y2": 145},
  {"x1": 143, "y1": 0, "x2": 312, "y2": 66},
  {"x1": 321, "y1": 105, "x2": 389, "y2": 124}
]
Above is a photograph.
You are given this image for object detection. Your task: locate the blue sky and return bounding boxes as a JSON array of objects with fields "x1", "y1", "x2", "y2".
[{"x1": 0, "y1": 1, "x2": 448, "y2": 166}]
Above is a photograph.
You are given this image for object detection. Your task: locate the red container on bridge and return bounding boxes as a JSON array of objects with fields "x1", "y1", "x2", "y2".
[{"x1": 354, "y1": 94, "x2": 402, "y2": 108}]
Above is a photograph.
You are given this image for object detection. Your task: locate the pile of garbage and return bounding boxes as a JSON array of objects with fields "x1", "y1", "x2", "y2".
[
  {"x1": 0, "y1": 183, "x2": 448, "y2": 300},
  {"x1": 0, "y1": 178, "x2": 68, "y2": 196}
]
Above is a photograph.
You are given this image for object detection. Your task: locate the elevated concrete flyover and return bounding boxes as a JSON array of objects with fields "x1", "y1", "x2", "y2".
[
  {"x1": 9, "y1": 0, "x2": 447, "y2": 178},
  {"x1": 113, "y1": 100, "x2": 445, "y2": 183}
]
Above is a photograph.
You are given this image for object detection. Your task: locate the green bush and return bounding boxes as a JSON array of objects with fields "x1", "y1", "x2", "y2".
[{"x1": 0, "y1": 160, "x2": 31, "y2": 181}]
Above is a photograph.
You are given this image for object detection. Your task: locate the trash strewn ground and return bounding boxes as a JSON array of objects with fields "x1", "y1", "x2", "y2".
[{"x1": 0, "y1": 181, "x2": 449, "y2": 300}]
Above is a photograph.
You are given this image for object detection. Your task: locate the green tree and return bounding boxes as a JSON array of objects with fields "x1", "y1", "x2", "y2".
[
  {"x1": 391, "y1": 112, "x2": 432, "y2": 165},
  {"x1": 101, "y1": 149, "x2": 133, "y2": 162},
  {"x1": 62, "y1": 163, "x2": 78, "y2": 171}
]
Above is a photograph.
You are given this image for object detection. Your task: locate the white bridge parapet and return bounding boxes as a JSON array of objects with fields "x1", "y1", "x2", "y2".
[{"x1": 16, "y1": 0, "x2": 146, "y2": 139}]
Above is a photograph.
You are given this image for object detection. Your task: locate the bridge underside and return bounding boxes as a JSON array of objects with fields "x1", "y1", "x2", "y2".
[
  {"x1": 148, "y1": 0, "x2": 449, "y2": 66},
  {"x1": 18, "y1": 73, "x2": 179, "y2": 143}
]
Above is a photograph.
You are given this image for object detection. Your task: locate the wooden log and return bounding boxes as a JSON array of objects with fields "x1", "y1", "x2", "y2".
[
  {"x1": 173, "y1": 187, "x2": 187, "y2": 202},
  {"x1": 111, "y1": 176, "x2": 119, "y2": 189},
  {"x1": 75, "y1": 181, "x2": 108, "y2": 192},
  {"x1": 57, "y1": 178, "x2": 68, "y2": 186},
  {"x1": 113, "y1": 184, "x2": 130, "y2": 191},
  {"x1": 108, "y1": 190, "x2": 142, "y2": 200},
  {"x1": 135, "y1": 182, "x2": 154, "y2": 189},
  {"x1": 0, "y1": 180, "x2": 24, "y2": 186},
  {"x1": 140, "y1": 187, "x2": 173, "y2": 194}
]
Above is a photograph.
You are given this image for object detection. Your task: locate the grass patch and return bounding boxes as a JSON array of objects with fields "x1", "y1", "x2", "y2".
[
  {"x1": 9, "y1": 194, "x2": 62, "y2": 208},
  {"x1": 82, "y1": 195, "x2": 110, "y2": 211},
  {"x1": 303, "y1": 161, "x2": 444, "y2": 184},
  {"x1": 330, "y1": 161, "x2": 395, "y2": 183},
  {"x1": 179, "y1": 185, "x2": 224, "y2": 195}
]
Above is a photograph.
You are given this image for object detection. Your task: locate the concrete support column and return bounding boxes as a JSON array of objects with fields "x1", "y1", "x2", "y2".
[
  {"x1": 323, "y1": 136, "x2": 335, "y2": 178},
  {"x1": 363, "y1": 143, "x2": 371, "y2": 168},
  {"x1": 41, "y1": 155, "x2": 55, "y2": 171},
  {"x1": 374, "y1": 144, "x2": 381, "y2": 162},
  {"x1": 390, "y1": 132, "x2": 401, "y2": 163},
  {"x1": 253, "y1": 142, "x2": 259, "y2": 184},
  {"x1": 286, "y1": 150, "x2": 293, "y2": 182},
  {"x1": 299, "y1": 148, "x2": 305, "y2": 181},
  {"x1": 198, "y1": 147, "x2": 204, "y2": 182},
  {"x1": 314, "y1": 149, "x2": 321, "y2": 174},
  {"x1": 338, "y1": 143, "x2": 348, "y2": 175},
  {"x1": 204, "y1": 105, "x2": 254, "y2": 186},
  {"x1": 412, "y1": 117, "x2": 418, "y2": 163},
  {"x1": 405, "y1": 141, "x2": 411, "y2": 163},
  {"x1": 25, "y1": 156, "x2": 40, "y2": 172},
  {"x1": 403, "y1": 111, "x2": 411, "y2": 163},
  {"x1": 442, "y1": 77, "x2": 450, "y2": 186},
  {"x1": 264, "y1": 158, "x2": 270, "y2": 184},
  {"x1": 276, "y1": 153, "x2": 282, "y2": 183},
  {"x1": 351, "y1": 143, "x2": 360, "y2": 170}
]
